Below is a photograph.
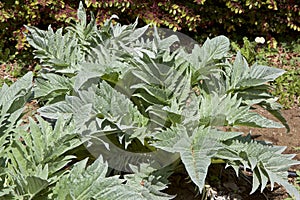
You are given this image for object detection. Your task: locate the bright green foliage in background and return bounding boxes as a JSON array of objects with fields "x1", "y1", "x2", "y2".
[
  {"x1": 273, "y1": 68, "x2": 300, "y2": 109},
  {"x1": 0, "y1": 0, "x2": 299, "y2": 62}
]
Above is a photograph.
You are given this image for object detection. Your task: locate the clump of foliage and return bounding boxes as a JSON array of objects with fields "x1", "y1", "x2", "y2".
[
  {"x1": 0, "y1": 60, "x2": 37, "y2": 88},
  {"x1": 0, "y1": 2, "x2": 300, "y2": 199},
  {"x1": 0, "y1": 0, "x2": 299, "y2": 62},
  {"x1": 269, "y1": 41, "x2": 300, "y2": 108},
  {"x1": 231, "y1": 37, "x2": 258, "y2": 65},
  {"x1": 272, "y1": 68, "x2": 300, "y2": 109},
  {"x1": 271, "y1": 39, "x2": 300, "y2": 108}
]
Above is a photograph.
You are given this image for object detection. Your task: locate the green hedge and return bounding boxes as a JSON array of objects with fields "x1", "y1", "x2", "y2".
[{"x1": 0, "y1": 0, "x2": 299, "y2": 62}]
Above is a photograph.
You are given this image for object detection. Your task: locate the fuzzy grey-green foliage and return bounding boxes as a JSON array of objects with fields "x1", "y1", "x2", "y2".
[{"x1": 6, "y1": 1, "x2": 298, "y2": 199}]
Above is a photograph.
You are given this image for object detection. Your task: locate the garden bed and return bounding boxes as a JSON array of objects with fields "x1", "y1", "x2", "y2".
[
  {"x1": 165, "y1": 106, "x2": 300, "y2": 199},
  {"x1": 0, "y1": 8, "x2": 299, "y2": 198}
]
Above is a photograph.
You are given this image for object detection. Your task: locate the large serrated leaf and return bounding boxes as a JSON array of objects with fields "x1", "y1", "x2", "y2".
[
  {"x1": 154, "y1": 126, "x2": 240, "y2": 192},
  {"x1": 38, "y1": 100, "x2": 74, "y2": 119},
  {"x1": 26, "y1": 176, "x2": 49, "y2": 197},
  {"x1": 228, "y1": 53, "x2": 285, "y2": 90},
  {"x1": 4, "y1": 115, "x2": 83, "y2": 198},
  {"x1": 123, "y1": 164, "x2": 175, "y2": 200},
  {"x1": 26, "y1": 25, "x2": 82, "y2": 71},
  {"x1": 53, "y1": 157, "x2": 174, "y2": 200},
  {"x1": 230, "y1": 52, "x2": 249, "y2": 88},
  {"x1": 0, "y1": 72, "x2": 32, "y2": 114},
  {"x1": 34, "y1": 73, "x2": 73, "y2": 102},
  {"x1": 77, "y1": 1, "x2": 86, "y2": 28},
  {"x1": 236, "y1": 111, "x2": 284, "y2": 128},
  {"x1": 202, "y1": 35, "x2": 230, "y2": 60},
  {"x1": 187, "y1": 35, "x2": 229, "y2": 82},
  {"x1": 218, "y1": 139, "x2": 300, "y2": 199},
  {"x1": 130, "y1": 25, "x2": 149, "y2": 42},
  {"x1": 249, "y1": 64, "x2": 285, "y2": 82}
]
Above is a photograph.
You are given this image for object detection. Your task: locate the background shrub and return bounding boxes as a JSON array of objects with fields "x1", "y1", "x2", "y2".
[{"x1": 0, "y1": 0, "x2": 299, "y2": 62}]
